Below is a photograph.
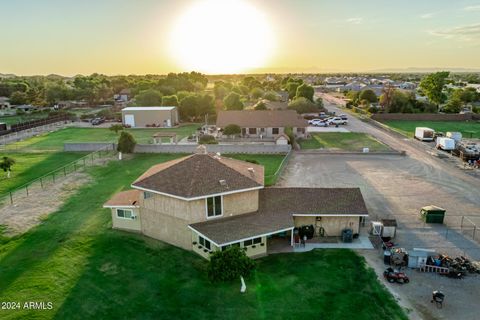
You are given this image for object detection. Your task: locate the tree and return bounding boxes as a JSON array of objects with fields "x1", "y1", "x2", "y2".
[
  {"x1": 161, "y1": 95, "x2": 179, "y2": 106},
  {"x1": 315, "y1": 97, "x2": 324, "y2": 109},
  {"x1": 109, "y1": 124, "x2": 124, "y2": 134},
  {"x1": 419, "y1": 71, "x2": 450, "y2": 106},
  {"x1": 0, "y1": 156, "x2": 15, "y2": 178},
  {"x1": 117, "y1": 131, "x2": 136, "y2": 160},
  {"x1": 359, "y1": 89, "x2": 377, "y2": 103},
  {"x1": 254, "y1": 101, "x2": 267, "y2": 110},
  {"x1": 443, "y1": 97, "x2": 462, "y2": 113},
  {"x1": 9, "y1": 91, "x2": 28, "y2": 105},
  {"x1": 250, "y1": 87, "x2": 264, "y2": 99},
  {"x1": 295, "y1": 83, "x2": 314, "y2": 102},
  {"x1": 263, "y1": 91, "x2": 279, "y2": 101},
  {"x1": 287, "y1": 97, "x2": 319, "y2": 114},
  {"x1": 207, "y1": 246, "x2": 256, "y2": 282},
  {"x1": 379, "y1": 84, "x2": 395, "y2": 111},
  {"x1": 223, "y1": 92, "x2": 244, "y2": 110},
  {"x1": 286, "y1": 81, "x2": 301, "y2": 100},
  {"x1": 199, "y1": 134, "x2": 217, "y2": 144},
  {"x1": 134, "y1": 89, "x2": 162, "y2": 106},
  {"x1": 223, "y1": 124, "x2": 241, "y2": 136}
]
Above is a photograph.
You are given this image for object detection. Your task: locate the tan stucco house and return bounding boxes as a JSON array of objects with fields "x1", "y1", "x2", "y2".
[
  {"x1": 104, "y1": 147, "x2": 368, "y2": 259},
  {"x1": 216, "y1": 110, "x2": 308, "y2": 139}
]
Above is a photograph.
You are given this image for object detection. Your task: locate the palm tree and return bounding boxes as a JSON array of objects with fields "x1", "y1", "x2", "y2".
[{"x1": 0, "y1": 156, "x2": 15, "y2": 178}]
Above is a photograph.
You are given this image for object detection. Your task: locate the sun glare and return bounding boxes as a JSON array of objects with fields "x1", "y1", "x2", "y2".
[{"x1": 169, "y1": 0, "x2": 275, "y2": 74}]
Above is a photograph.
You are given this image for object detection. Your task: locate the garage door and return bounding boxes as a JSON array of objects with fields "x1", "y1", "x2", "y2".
[{"x1": 124, "y1": 114, "x2": 135, "y2": 127}]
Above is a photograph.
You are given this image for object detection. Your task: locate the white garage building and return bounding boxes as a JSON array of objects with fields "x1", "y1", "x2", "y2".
[{"x1": 122, "y1": 107, "x2": 179, "y2": 128}]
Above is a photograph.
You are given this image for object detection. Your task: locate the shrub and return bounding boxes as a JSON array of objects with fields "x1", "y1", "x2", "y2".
[
  {"x1": 223, "y1": 124, "x2": 241, "y2": 136},
  {"x1": 207, "y1": 246, "x2": 256, "y2": 282},
  {"x1": 254, "y1": 101, "x2": 267, "y2": 110},
  {"x1": 199, "y1": 134, "x2": 217, "y2": 144},
  {"x1": 284, "y1": 127, "x2": 295, "y2": 145},
  {"x1": 117, "y1": 131, "x2": 136, "y2": 153},
  {"x1": 367, "y1": 106, "x2": 378, "y2": 114},
  {"x1": 245, "y1": 159, "x2": 259, "y2": 164},
  {"x1": 109, "y1": 124, "x2": 124, "y2": 134}
]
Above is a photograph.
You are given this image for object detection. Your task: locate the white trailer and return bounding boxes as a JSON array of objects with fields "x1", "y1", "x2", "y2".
[
  {"x1": 415, "y1": 127, "x2": 435, "y2": 141},
  {"x1": 436, "y1": 137, "x2": 455, "y2": 151}
]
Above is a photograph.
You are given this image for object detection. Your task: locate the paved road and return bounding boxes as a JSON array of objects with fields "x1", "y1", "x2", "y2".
[{"x1": 319, "y1": 93, "x2": 480, "y2": 189}]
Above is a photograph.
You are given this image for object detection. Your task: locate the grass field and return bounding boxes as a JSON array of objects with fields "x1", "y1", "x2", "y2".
[
  {"x1": 229, "y1": 154, "x2": 287, "y2": 186},
  {"x1": 384, "y1": 120, "x2": 480, "y2": 139},
  {"x1": 0, "y1": 152, "x2": 87, "y2": 194},
  {"x1": 299, "y1": 132, "x2": 391, "y2": 151},
  {"x1": 0, "y1": 154, "x2": 406, "y2": 320},
  {"x1": 6, "y1": 125, "x2": 200, "y2": 151},
  {"x1": 0, "y1": 113, "x2": 49, "y2": 125}
]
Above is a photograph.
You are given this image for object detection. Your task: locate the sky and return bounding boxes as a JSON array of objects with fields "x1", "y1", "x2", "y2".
[{"x1": 1, "y1": 0, "x2": 480, "y2": 75}]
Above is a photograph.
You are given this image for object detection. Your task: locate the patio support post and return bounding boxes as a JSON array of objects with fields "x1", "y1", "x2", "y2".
[{"x1": 290, "y1": 230, "x2": 294, "y2": 246}]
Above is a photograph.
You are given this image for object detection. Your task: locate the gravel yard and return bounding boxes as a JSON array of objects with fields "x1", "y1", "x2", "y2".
[{"x1": 279, "y1": 153, "x2": 480, "y2": 320}]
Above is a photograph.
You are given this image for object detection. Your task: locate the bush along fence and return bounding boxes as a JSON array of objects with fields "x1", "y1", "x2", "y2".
[{"x1": 0, "y1": 146, "x2": 117, "y2": 206}]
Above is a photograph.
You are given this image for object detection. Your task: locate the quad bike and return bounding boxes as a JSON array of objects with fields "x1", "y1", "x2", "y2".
[{"x1": 383, "y1": 267, "x2": 410, "y2": 284}]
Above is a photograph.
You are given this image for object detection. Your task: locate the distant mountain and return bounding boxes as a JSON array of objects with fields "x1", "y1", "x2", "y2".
[{"x1": 367, "y1": 67, "x2": 480, "y2": 73}]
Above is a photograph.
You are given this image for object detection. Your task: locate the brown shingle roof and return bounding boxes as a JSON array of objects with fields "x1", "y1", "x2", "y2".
[
  {"x1": 189, "y1": 187, "x2": 368, "y2": 244},
  {"x1": 216, "y1": 110, "x2": 307, "y2": 128},
  {"x1": 132, "y1": 154, "x2": 264, "y2": 199},
  {"x1": 103, "y1": 190, "x2": 141, "y2": 207}
]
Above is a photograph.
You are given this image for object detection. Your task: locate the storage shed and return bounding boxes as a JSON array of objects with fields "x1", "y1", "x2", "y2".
[
  {"x1": 122, "y1": 106, "x2": 178, "y2": 128},
  {"x1": 421, "y1": 205, "x2": 446, "y2": 224},
  {"x1": 380, "y1": 219, "x2": 397, "y2": 238},
  {"x1": 408, "y1": 248, "x2": 436, "y2": 269}
]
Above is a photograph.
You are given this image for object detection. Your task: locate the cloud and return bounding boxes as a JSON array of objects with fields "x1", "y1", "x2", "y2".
[
  {"x1": 463, "y1": 5, "x2": 480, "y2": 11},
  {"x1": 346, "y1": 17, "x2": 363, "y2": 24},
  {"x1": 420, "y1": 12, "x2": 434, "y2": 19},
  {"x1": 429, "y1": 23, "x2": 480, "y2": 42}
]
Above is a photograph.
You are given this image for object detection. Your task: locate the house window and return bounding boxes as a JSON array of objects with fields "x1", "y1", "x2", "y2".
[
  {"x1": 244, "y1": 239, "x2": 253, "y2": 247},
  {"x1": 199, "y1": 236, "x2": 211, "y2": 250},
  {"x1": 206, "y1": 196, "x2": 222, "y2": 218},
  {"x1": 248, "y1": 128, "x2": 257, "y2": 135},
  {"x1": 272, "y1": 128, "x2": 279, "y2": 134},
  {"x1": 260, "y1": 128, "x2": 265, "y2": 133},
  {"x1": 144, "y1": 191, "x2": 153, "y2": 199},
  {"x1": 253, "y1": 237, "x2": 262, "y2": 244},
  {"x1": 116, "y1": 208, "x2": 133, "y2": 219}
]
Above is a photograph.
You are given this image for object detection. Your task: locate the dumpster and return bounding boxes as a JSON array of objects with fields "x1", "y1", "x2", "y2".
[{"x1": 421, "y1": 205, "x2": 446, "y2": 224}]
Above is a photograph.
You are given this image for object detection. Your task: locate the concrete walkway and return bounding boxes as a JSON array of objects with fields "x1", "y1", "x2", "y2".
[
  {"x1": 307, "y1": 126, "x2": 350, "y2": 133},
  {"x1": 293, "y1": 236, "x2": 374, "y2": 252}
]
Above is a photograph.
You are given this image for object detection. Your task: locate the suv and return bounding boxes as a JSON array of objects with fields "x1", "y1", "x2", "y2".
[{"x1": 327, "y1": 117, "x2": 348, "y2": 125}]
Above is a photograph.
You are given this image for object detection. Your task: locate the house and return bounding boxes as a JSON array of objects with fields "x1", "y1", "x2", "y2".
[
  {"x1": 15, "y1": 105, "x2": 38, "y2": 113},
  {"x1": 253, "y1": 99, "x2": 288, "y2": 111},
  {"x1": 104, "y1": 147, "x2": 369, "y2": 259},
  {"x1": 216, "y1": 110, "x2": 308, "y2": 139},
  {"x1": 114, "y1": 89, "x2": 131, "y2": 103},
  {"x1": 121, "y1": 106, "x2": 178, "y2": 128},
  {"x1": 0, "y1": 97, "x2": 11, "y2": 110}
]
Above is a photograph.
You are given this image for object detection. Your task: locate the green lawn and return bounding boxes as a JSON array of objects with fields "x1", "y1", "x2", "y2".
[
  {"x1": 299, "y1": 132, "x2": 391, "y2": 151},
  {"x1": 0, "y1": 113, "x2": 49, "y2": 125},
  {"x1": 384, "y1": 120, "x2": 480, "y2": 138},
  {"x1": 0, "y1": 154, "x2": 406, "y2": 320},
  {"x1": 7, "y1": 125, "x2": 200, "y2": 151},
  {"x1": 0, "y1": 152, "x2": 87, "y2": 194},
  {"x1": 229, "y1": 154, "x2": 287, "y2": 186}
]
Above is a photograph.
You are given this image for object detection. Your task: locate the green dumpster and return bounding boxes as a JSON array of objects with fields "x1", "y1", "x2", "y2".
[{"x1": 420, "y1": 205, "x2": 446, "y2": 224}]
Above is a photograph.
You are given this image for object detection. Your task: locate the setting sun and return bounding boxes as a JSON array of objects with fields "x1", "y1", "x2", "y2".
[{"x1": 169, "y1": 0, "x2": 275, "y2": 74}]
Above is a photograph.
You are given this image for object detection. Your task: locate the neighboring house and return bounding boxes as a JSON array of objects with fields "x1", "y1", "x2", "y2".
[
  {"x1": 114, "y1": 89, "x2": 131, "y2": 103},
  {"x1": 216, "y1": 110, "x2": 308, "y2": 139},
  {"x1": 0, "y1": 97, "x2": 11, "y2": 110},
  {"x1": 121, "y1": 106, "x2": 178, "y2": 128},
  {"x1": 254, "y1": 99, "x2": 288, "y2": 111},
  {"x1": 104, "y1": 147, "x2": 369, "y2": 259}
]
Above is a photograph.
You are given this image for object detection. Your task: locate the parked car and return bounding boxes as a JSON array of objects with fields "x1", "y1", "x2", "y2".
[
  {"x1": 339, "y1": 114, "x2": 348, "y2": 120},
  {"x1": 318, "y1": 112, "x2": 328, "y2": 119},
  {"x1": 327, "y1": 117, "x2": 348, "y2": 125},
  {"x1": 314, "y1": 120, "x2": 328, "y2": 127},
  {"x1": 308, "y1": 118, "x2": 322, "y2": 125},
  {"x1": 91, "y1": 117, "x2": 105, "y2": 126}
]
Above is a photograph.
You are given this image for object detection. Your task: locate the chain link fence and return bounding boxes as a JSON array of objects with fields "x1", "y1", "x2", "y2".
[{"x1": 0, "y1": 146, "x2": 116, "y2": 206}]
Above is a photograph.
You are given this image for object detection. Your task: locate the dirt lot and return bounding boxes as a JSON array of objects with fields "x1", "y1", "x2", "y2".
[
  {"x1": 0, "y1": 173, "x2": 91, "y2": 236},
  {"x1": 279, "y1": 153, "x2": 480, "y2": 320}
]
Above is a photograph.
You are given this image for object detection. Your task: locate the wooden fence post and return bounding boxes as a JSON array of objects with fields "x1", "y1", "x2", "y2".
[{"x1": 9, "y1": 192, "x2": 13, "y2": 205}]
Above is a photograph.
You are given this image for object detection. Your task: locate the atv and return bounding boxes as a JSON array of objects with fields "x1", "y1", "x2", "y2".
[{"x1": 383, "y1": 267, "x2": 410, "y2": 284}]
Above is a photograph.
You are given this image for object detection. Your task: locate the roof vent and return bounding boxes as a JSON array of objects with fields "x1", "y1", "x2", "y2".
[
  {"x1": 219, "y1": 179, "x2": 228, "y2": 187},
  {"x1": 195, "y1": 145, "x2": 207, "y2": 154}
]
